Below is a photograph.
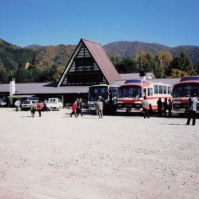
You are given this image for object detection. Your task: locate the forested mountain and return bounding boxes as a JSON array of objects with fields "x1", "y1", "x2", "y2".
[
  {"x1": 0, "y1": 38, "x2": 199, "y2": 83},
  {"x1": 0, "y1": 39, "x2": 76, "y2": 70},
  {"x1": 170, "y1": 46, "x2": 199, "y2": 64},
  {"x1": 103, "y1": 41, "x2": 199, "y2": 63},
  {"x1": 1, "y1": 39, "x2": 199, "y2": 71}
]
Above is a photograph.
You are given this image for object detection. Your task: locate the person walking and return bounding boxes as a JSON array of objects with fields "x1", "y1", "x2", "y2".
[
  {"x1": 43, "y1": 99, "x2": 48, "y2": 111},
  {"x1": 30, "y1": 101, "x2": 37, "y2": 117},
  {"x1": 168, "y1": 99, "x2": 173, "y2": 117},
  {"x1": 15, "y1": 99, "x2": 21, "y2": 112},
  {"x1": 70, "y1": 100, "x2": 78, "y2": 118},
  {"x1": 186, "y1": 93, "x2": 198, "y2": 125},
  {"x1": 77, "y1": 98, "x2": 83, "y2": 117},
  {"x1": 95, "y1": 98, "x2": 103, "y2": 118},
  {"x1": 142, "y1": 96, "x2": 150, "y2": 118},
  {"x1": 157, "y1": 98, "x2": 162, "y2": 117},
  {"x1": 37, "y1": 101, "x2": 43, "y2": 117},
  {"x1": 163, "y1": 98, "x2": 168, "y2": 117}
]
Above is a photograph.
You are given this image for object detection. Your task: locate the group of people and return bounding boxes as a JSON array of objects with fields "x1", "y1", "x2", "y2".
[
  {"x1": 31, "y1": 99, "x2": 48, "y2": 116},
  {"x1": 15, "y1": 99, "x2": 46, "y2": 117},
  {"x1": 142, "y1": 93, "x2": 198, "y2": 125},
  {"x1": 70, "y1": 97, "x2": 103, "y2": 119},
  {"x1": 16, "y1": 95, "x2": 198, "y2": 124},
  {"x1": 142, "y1": 97, "x2": 173, "y2": 119},
  {"x1": 70, "y1": 98, "x2": 83, "y2": 118},
  {"x1": 157, "y1": 97, "x2": 173, "y2": 117},
  {"x1": 30, "y1": 101, "x2": 43, "y2": 117}
]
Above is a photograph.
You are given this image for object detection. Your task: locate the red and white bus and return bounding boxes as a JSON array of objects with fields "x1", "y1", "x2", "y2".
[
  {"x1": 172, "y1": 76, "x2": 199, "y2": 115},
  {"x1": 117, "y1": 79, "x2": 172, "y2": 113}
]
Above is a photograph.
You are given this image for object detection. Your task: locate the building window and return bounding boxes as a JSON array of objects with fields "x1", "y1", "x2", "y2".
[
  {"x1": 75, "y1": 58, "x2": 94, "y2": 66},
  {"x1": 65, "y1": 73, "x2": 107, "y2": 86}
]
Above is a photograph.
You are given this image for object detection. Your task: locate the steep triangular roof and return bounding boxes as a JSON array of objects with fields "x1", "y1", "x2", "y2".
[
  {"x1": 57, "y1": 38, "x2": 121, "y2": 87},
  {"x1": 82, "y1": 39, "x2": 121, "y2": 83}
]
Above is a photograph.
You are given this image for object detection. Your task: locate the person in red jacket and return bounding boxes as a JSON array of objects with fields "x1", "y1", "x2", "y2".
[
  {"x1": 70, "y1": 100, "x2": 78, "y2": 118},
  {"x1": 37, "y1": 100, "x2": 43, "y2": 117}
]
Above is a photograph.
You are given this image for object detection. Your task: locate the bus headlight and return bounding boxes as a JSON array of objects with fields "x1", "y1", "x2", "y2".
[
  {"x1": 88, "y1": 101, "x2": 95, "y2": 104},
  {"x1": 117, "y1": 103, "x2": 123, "y2": 107},
  {"x1": 135, "y1": 104, "x2": 142, "y2": 108},
  {"x1": 173, "y1": 104, "x2": 180, "y2": 108}
]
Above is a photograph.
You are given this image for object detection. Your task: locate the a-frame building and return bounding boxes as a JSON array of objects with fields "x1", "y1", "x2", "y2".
[
  {"x1": 0, "y1": 38, "x2": 123, "y2": 105},
  {"x1": 0, "y1": 38, "x2": 181, "y2": 106},
  {"x1": 57, "y1": 38, "x2": 121, "y2": 87}
]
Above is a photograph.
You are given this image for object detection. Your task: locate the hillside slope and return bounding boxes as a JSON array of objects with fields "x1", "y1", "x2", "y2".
[
  {"x1": 1, "y1": 39, "x2": 199, "y2": 71},
  {"x1": 103, "y1": 41, "x2": 199, "y2": 63},
  {"x1": 0, "y1": 39, "x2": 76, "y2": 70}
]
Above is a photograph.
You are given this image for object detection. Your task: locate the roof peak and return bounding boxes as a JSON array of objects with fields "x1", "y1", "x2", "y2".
[{"x1": 81, "y1": 38, "x2": 101, "y2": 45}]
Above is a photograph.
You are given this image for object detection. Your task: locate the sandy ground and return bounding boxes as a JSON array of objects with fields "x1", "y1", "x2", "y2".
[{"x1": 0, "y1": 108, "x2": 199, "y2": 199}]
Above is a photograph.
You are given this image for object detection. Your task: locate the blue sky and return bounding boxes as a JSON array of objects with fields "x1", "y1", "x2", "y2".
[{"x1": 1, "y1": 0, "x2": 199, "y2": 47}]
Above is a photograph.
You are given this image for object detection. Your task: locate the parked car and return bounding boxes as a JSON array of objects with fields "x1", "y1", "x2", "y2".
[
  {"x1": 20, "y1": 96, "x2": 39, "y2": 108},
  {"x1": 46, "y1": 98, "x2": 63, "y2": 111},
  {"x1": 0, "y1": 99, "x2": 7, "y2": 106},
  {"x1": 21, "y1": 100, "x2": 39, "y2": 110}
]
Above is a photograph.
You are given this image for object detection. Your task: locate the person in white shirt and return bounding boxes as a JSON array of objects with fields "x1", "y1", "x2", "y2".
[
  {"x1": 186, "y1": 93, "x2": 198, "y2": 125},
  {"x1": 15, "y1": 100, "x2": 21, "y2": 112},
  {"x1": 95, "y1": 98, "x2": 103, "y2": 118},
  {"x1": 142, "y1": 96, "x2": 150, "y2": 119}
]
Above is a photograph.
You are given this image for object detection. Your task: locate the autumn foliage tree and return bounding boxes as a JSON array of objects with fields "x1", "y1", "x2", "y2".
[
  {"x1": 170, "y1": 69, "x2": 188, "y2": 78},
  {"x1": 155, "y1": 51, "x2": 172, "y2": 77},
  {"x1": 115, "y1": 50, "x2": 197, "y2": 78},
  {"x1": 0, "y1": 48, "x2": 198, "y2": 84}
]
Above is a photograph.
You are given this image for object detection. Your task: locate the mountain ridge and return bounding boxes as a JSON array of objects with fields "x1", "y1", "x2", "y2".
[
  {"x1": 1, "y1": 39, "x2": 199, "y2": 71},
  {"x1": 103, "y1": 41, "x2": 199, "y2": 63}
]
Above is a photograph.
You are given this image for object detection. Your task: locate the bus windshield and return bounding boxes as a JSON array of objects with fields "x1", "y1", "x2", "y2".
[
  {"x1": 173, "y1": 83, "x2": 199, "y2": 98},
  {"x1": 119, "y1": 85, "x2": 142, "y2": 98},
  {"x1": 88, "y1": 86, "x2": 108, "y2": 101}
]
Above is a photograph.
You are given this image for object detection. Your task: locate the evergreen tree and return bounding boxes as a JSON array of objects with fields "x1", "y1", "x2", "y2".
[
  {"x1": 115, "y1": 58, "x2": 137, "y2": 73},
  {"x1": 167, "y1": 52, "x2": 194, "y2": 76},
  {"x1": 0, "y1": 69, "x2": 9, "y2": 83},
  {"x1": 15, "y1": 63, "x2": 30, "y2": 83},
  {"x1": 194, "y1": 62, "x2": 199, "y2": 75}
]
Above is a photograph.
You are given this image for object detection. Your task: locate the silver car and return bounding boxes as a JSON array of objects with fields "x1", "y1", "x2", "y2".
[{"x1": 21, "y1": 100, "x2": 39, "y2": 110}]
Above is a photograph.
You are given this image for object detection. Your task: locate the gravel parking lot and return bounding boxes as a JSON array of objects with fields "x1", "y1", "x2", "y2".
[{"x1": 0, "y1": 108, "x2": 199, "y2": 199}]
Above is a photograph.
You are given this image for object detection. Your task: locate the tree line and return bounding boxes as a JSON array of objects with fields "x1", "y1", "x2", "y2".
[
  {"x1": 0, "y1": 64, "x2": 65, "y2": 84},
  {"x1": 114, "y1": 51, "x2": 199, "y2": 78},
  {"x1": 0, "y1": 50, "x2": 199, "y2": 84}
]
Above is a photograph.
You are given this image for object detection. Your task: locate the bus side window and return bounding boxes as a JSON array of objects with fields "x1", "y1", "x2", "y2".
[
  {"x1": 147, "y1": 88, "x2": 153, "y2": 96},
  {"x1": 164, "y1": 86, "x2": 167, "y2": 94},
  {"x1": 168, "y1": 86, "x2": 171, "y2": 94},
  {"x1": 154, "y1": 85, "x2": 158, "y2": 94},
  {"x1": 159, "y1": 86, "x2": 163, "y2": 94}
]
